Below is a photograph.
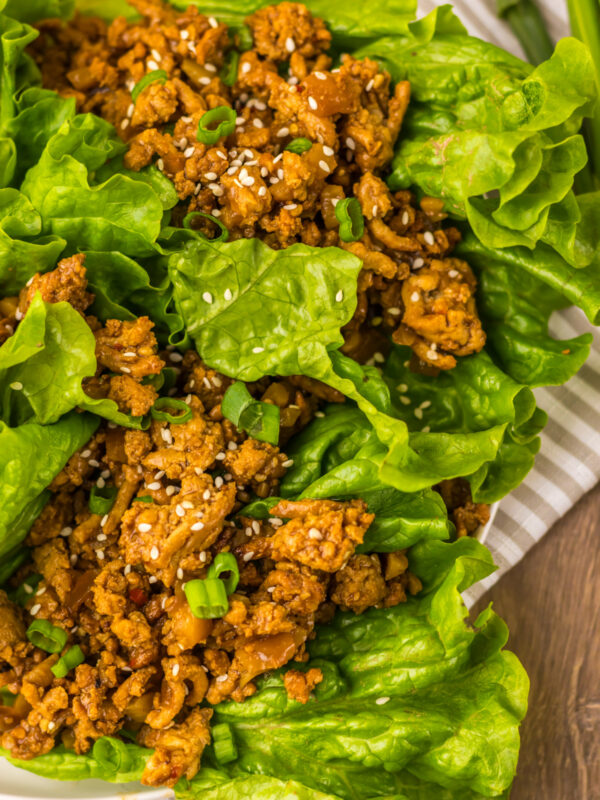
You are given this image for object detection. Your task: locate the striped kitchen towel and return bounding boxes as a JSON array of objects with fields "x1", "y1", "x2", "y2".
[{"x1": 416, "y1": 0, "x2": 600, "y2": 604}]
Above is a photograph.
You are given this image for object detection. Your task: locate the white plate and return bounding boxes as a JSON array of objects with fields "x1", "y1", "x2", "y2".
[{"x1": 0, "y1": 501, "x2": 500, "y2": 800}]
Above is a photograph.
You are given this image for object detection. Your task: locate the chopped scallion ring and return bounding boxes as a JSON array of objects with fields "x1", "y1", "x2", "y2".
[
  {"x1": 222, "y1": 382, "x2": 280, "y2": 445},
  {"x1": 26, "y1": 620, "x2": 68, "y2": 654},
  {"x1": 131, "y1": 70, "x2": 168, "y2": 103},
  {"x1": 182, "y1": 211, "x2": 229, "y2": 242},
  {"x1": 220, "y1": 50, "x2": 240, "y2": 87},
  {"x1": 134, "y1": 495, "x2": 154, "y2": 503},
  {"x1": 285, "y1": 138, "x2": 312, "y2": 155},
  {"x1": 184, "y1": 578, "x2": 229, "y2": 619},
  {"x1": 151, "y1": 397, "x2": 193, "y2": 424},
  {"x1": 92, "y1": 737, "x2": 133, "y2": 774},
  {"x1": 89, "y1": 485, "x2": 118, "y2": 515},
  {"x1": 51, "y1": 645, "x2": 85, "y2": 678},
  {"x1": 212, "y1": 723, "x2": 238, "y2": 764},
  {"x1": 196, "y1": 106, "x2": 236, "y2": 145},
  {"x1": 207, "y1": 552, "x2": 240, "y2": 595},
  {"x1": 335, "y1": 197, "x2": 364, "y2": 242},
  {"x1": 237, "y1": 26, "x2": 253, "y2": 51}
]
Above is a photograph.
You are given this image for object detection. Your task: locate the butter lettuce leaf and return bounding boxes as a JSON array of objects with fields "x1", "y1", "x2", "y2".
[
  {"x1": 0, "y1": 293, "x2": 149, "y2": 428},
  {"x1": 0, "y1": 412, "x2": 97, "y2": 561}
]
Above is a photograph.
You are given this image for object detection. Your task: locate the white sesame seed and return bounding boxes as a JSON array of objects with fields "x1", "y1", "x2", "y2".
[
  {"x1": 215, "y1": 476, "x2": 224, "y2": 489},
  {"x1": 138, "y1": 523, "x2": 152, "y2": 533},
  {"x1": 162, "y1": 428, "x2": 173, "y2": 444},
  {"x1": 149, "y1": 576, "x2": 158, "y2": 584},
  {"x1": 147, "y1": 481, "x2": 161, "y2": 490},
  {"x1": 399, "y1": 395, "x2": 411, "y2": 405},
  {"x1": 227, "y1": 441, "x2": 238, "y2": 450},
  {"x1": 426, "y1": 350, "x2": 439, "y2": 361},
  {"x1": 212, "y1": 209, "x2": 222, "y2": 217},
  {"x1": 70, "y1": 554, "x2": 78, "y2": 566},
  {"x1": 345, "y1": 137, "x2": 356, "y2": 150},
  {"x1": 81, "y1": 449, "x2": 91, "y2": 458},
  {"x1": 260, "y1": 166, "x2": 268, "y2": 177},
  {"x1": 388, "y1": 307, "x2": 401, "y2": 315},
  {"x1": 36, "y1": 586, "x2": 46, "y2": 596},
  {"x1": 282, "y1": 459, "x2": 294, "y2": 467},
  {"x1": 168, "y1": 352, "x2": 183, "y2": 363},
  {"x1": 208, "y1": 16, "x2": 218, "y2": 28},
  {"x1": 423, "y1": 231, "x2": 435, "y2": 246},
  {"x1": 314, "y1": 71, "x2": 327, "y2": 80},
  {"x1": 420, "y1": 400, "x2": 432, "y2": 409},
  {"x1": 9, "y1": 381, "x2": 23, "y2": 391},
  {"x1": 124, "y1": 564, "x2": 132, "y2": 575},
  {"x1": 212, "y1": 376, "x2": 222, "y2": 387},
  {"x1": 15, "y1": 309, "x2": 23, "y2": 320},
  {"x1": 203, "y1": 292, "x2": 213, "y2": 304},
  {"x1": 242, "y1": 175, "x2": 255, "y2": 186},
  {"x1": 277, "y1": 127, "x2": 290, "y2": 138},
  {"x1": 210, "y1": 183, "x2": 224, "y2": 196},
  {"x1": 243, "y1": 551, "x2": 254, "y2": 562},
  {"x1": 215, "y1": 452, "x2": 226, "y2": 461},
  {"x1": 335, "y1": 289, "x2": 344, "y2": 302},
  {"x1": 245, "y1": 526, "x2": 252, "y2": 536},
  {"x1": 100, "y1": 515, "x2": 109, "y2": 529},
  {"x1": 156, "y1": 158, "x2": 164, "y2": 171},
  {"x1": 199, "y1": 551, "x2": 207, "y2": 562},
  {"x1": 277, "y1": 168, "x2": 284, "y2": 180},
  {"x1": 47, "y1": 720, "x2": 56, "y2": 732},
  {"x1": 410, "y1": 292, "x2": 420, "y2": 303},
  {"x1": 191, "y1": 521, "x2": 204, "y2": 531},
  {"x1": 175, "y1": 504, "x2": 185, "y2": 517},
  {"x1": 252, "y1": 520, "x2": 260, "y2": 534},
  {"x1": 252, "y1": 346, "x2": 264, "y2": 353},
  {"x1": 89, "y1": 459, "x2": 100, "y2": 468},
  {"x1": 258, "y1": 186, "x2": 267, "y2": 197},
  {"x1": 319, "y1": 160, "x2": 330, "y2": 173},
  {"x1": 172, "y1": 663, "x2": 180, "y2": 676},
  {"x1": 322, "y1": 145, "x2": 334, "y2": 156},
  {"x1": 375, "y1": 697, "x2": 390, "y2": 705},
  {"x1": 198, "y1": 76, "x2": 211, "y2": 86},
  {"x1": 151, "y1": 49, "x2": 162, "y2": 62},
  {"x1": 166, "y1": 484, "x2": 176, "y2": 496},
  {"x1": 30, "y1": 603, "x2": 41, "y2": 616},
  {"x1": 422, "y1": 425, "x2": 431, "y2": 433},
  {"x1": 283, "y1": 203, "x2": 297, "y2": 210},
  {"x1": 150, "y1": 546, "x2": 159, "y2": 560},
  {"x1": 285, "y1": 36, "x2": 296, "y2": 52},
  {"x1": 205, "y1": 62, "x2": 217, "y2": 73},
  {"x1": 373, "y1": 352, "x2": 385, "y2": 363},
  {"x1": 96, "y1": 550, "x2": 105, "y2": 560},
  {"x1": 184, "y1": 146, "x2": 195, "y2": 158},
  {"x1": 414, "y1": 408, "x2": 424, "y2": 420},
  {"x1": 253, "y1": 118, "x2": 264, "y2": 129},
  {"x1": 366, "y1": 78, "x2": 374, "y2": 92},
  {"x1": 147, "y1": 59, "x2": 159, "y2": 71},
  {"x1": 397, "y1": 383, "x2": 408, "y2": 393},
  {"x1": 448, "y1": 269, "x2": 459, "y2": 278},
  {"x1": 216, "y1": 150, "x2": 227, "y2": 159},
  {"x1": 96, "y1": 477, "x2": 106, "y2": 489},
  {"x1": 308, "y1": 528, "x2": 323, "y2": 540},
  {"x1": 413, "y1": 257, "x2": 425, "y2": 269},
  {"x1": 23, "y1": 584, "x2": 33, "y2": 595},
  {"x1": 180, "y1": 29, "x2": 189, "y2": 39},
  {"x1": 203, "y1": 489, "x2": 211, "y2": 500},
  {"x1": 120, "y1": 118, "x2": 130, "y2": 130},
  {"x1": 274, "y1": 153, "x2": 283, "y2": 163},
  {"x1": 308, "y1": 96, "x2": 318, "y2": 111},
  {"x1": 314, "y1": 411, "x2": 325, "y2": 418}
]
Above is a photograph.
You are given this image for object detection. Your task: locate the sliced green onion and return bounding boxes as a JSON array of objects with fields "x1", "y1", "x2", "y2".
[
  {"x1": 151, "y1": 397, "x2": 193, "y2": 424},
  {"x1": 0, "y1": 687, "x2": 16, "y2": 707},
  {"x1": 221, "y1": 382, "x2": 280, "y2": 445},
  {"x1": 131, "y1": 70, "x2": 168, "y2": 103},
  {"x1": 182, "y1": 211, "x2": 229, "y2": 242},
  {"x1": 134, "y1": 495, "x2": 154, "y2": 503},
  {"x1": 51, "y1": 645, "x2": 85, "y2": 679},
  {"x1": 92, "y1": 737, "x2": 132, "y2": 774},
  {"x1": 335, "y1": 197, "x2": 364, "y2": 242},
  {"x1": 184, "y1": 578, "x2": 229, "y2": 619},
  {"x1": 89, "y1": 485, "x2": 118, "y2": 515},
  {"x1": 208, "y1": 553, "x2": 240, "y2": 595},
  {"x1": 196, "y1": 106, "x2": 236, "y2": 145},
  {"x1": 212, "y1": 723, "x2": 238, "y2": 764},
  {"x1": 9, "y1": 573, "x2": 42, "y2": 607},
  {"x1": 220, "y1": 50, "x2": 240, "y2": 87},
  {"x1": 285, "y1": 138, "x2": 312, "y2": 155},
  {"x1": 237, "y1": 26, "x2": 253, "y2": 51},
  {"x1": 26, "y1": 620, "x2": 68, "y2": 654}
]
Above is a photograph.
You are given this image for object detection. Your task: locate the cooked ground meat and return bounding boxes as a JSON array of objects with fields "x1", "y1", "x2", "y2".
[
  {"x1": 29, "y1": 0, "x2": 486, "y2": 370},
  {"x1": 0, "y1": 258, "x2": 421, "y2": 787},
  {"x1": 437, "y1": 478, "x2": 491, "y2": 538}
]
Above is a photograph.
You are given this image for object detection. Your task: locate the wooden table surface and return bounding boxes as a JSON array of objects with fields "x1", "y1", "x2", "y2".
[{"x1": 473, "y1": 483, "x2": 600, "y2": 800}]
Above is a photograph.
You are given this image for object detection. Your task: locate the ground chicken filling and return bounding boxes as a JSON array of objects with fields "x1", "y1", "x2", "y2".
[
  {"x1": 30, "y1": 0, "x2": 486, "y2": 371},
  {"x1": 0, "y1": 256, "x2": 433, "y2": 787}
]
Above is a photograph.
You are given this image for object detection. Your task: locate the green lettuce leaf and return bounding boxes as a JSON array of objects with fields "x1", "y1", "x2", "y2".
[
  {"x1": 20, "y1": 114, "x2": 174, "y2": 256},
  {"x1": 362, "y1": 23, "x2": 597, "y2": 265},
  {"x1": 0, "y1": 412, "x2": 97, "y2": 560},
  {"x1": 0, "y1": 293, "x2": 149, "y2": 428},
  {"x1": 456, "y1": 231, "x2": 593, "y2": 386},
  {"x1": 3, "y1": 539, "x2": 527, "y2": 800}
]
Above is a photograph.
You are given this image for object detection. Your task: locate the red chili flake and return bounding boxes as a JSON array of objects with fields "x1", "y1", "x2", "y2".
[{"x1": 129, "y1": 587, "x2": 148, "y2": 606}]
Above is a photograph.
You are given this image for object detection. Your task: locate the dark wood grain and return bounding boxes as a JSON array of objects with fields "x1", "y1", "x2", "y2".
[{"x1": 473, "y1": 484, "x2": 600, "y2": 800}]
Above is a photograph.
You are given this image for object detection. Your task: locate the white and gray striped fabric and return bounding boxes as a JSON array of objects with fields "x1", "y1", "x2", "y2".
[{"x1": 417, "y1": 0, "x2": 599, "y2": 604}]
